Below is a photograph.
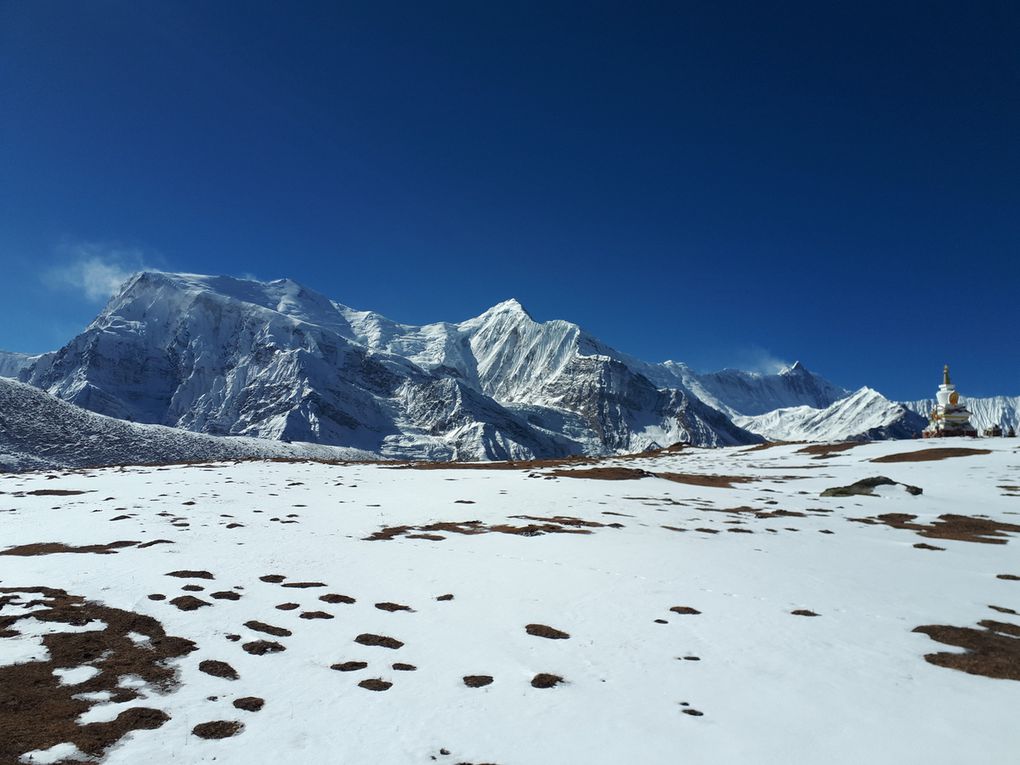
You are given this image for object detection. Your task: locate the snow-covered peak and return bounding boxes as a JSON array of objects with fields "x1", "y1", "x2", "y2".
[{"x1": 736, "y1": 386, "x2": 925, "y2": 442}]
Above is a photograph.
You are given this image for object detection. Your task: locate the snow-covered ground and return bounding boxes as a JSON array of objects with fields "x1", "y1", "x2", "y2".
[{"x1": 2, "y1": 437, "x2": 1019, "y2": 764}]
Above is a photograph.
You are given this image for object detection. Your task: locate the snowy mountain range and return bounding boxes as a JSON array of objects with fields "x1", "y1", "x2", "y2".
[{"x1": 0, "y1": 271, "x2": 1014, "y2": 463}]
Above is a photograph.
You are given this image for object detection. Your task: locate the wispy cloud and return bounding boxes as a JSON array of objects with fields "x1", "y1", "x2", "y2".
[
  {"x1": 45, "y1": 242, "x2": 161, "y2": 302},
  {"x1": 732, "y1": 346, "x2": 792, "y2": 375}
]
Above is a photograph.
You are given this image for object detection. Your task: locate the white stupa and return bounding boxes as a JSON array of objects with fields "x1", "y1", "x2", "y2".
[{"x1": 922, "y1": 364, "x2": 977, "y2": 438}]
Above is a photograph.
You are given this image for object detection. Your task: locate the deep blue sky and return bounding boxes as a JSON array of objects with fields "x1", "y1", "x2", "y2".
[{"x1": 1, "y1": 1, "x2": 1017, "y2": 399}]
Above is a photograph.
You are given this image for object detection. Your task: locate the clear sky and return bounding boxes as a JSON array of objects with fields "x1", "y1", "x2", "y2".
[{"x1": 1, "y1": 1, "x2": 1017, "y2": 400}]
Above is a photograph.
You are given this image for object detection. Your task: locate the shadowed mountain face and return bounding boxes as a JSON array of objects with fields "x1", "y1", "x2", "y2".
[{"x1": 15, "y1": 272, "x2": 770, "y2": 460}]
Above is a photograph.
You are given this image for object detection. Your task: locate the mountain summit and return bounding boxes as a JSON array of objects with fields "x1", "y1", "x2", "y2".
[{"x1": 5, "y1": 271, "x2": 962, "y2": 459}]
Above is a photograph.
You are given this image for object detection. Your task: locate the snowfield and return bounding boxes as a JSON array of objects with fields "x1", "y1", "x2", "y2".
[{"x1": 1, "y1": 437, "x2": 1019, "y2": 764}]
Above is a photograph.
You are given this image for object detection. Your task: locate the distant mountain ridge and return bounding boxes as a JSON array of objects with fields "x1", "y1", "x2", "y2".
[{"x1": 3, "y1": 271, "x2": 1012, "y2": 459}]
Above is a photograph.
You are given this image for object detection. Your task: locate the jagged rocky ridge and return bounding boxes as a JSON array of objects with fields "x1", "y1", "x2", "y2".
[{"x1": 11, "y1": 272, "x2": 772, "y2": 460}]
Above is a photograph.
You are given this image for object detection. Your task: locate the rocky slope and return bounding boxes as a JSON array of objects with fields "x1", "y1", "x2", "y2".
[{"x1": 0, "y1": 376, "x2": 372, "y2": 471}]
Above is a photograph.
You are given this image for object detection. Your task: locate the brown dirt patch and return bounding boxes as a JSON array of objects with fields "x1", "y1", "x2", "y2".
[
  {"x1": 375, "y1": 602, "x2": 414, "y2": 612},
  {"x1": 199, "y1": 660, "x2": 239, "y2": 680},
  {"x1": 990, "y1": 606, "x2": 1019, "y2": 615},
  {"x1": 211, "y1": 591, "x2": 241, "y2": 600},
  {"x1": 331, "y1": 661, "x2": 368, "y2": 672},
  {"x1": 525, "y1": 624, "x2": 570, "y2": 639},
  {"x1": 548, "y1": 467, "x2": 653, "y2": 480},
  {"x1": 355, "y1": 633, "x2": 404, "y2": 649},
  {"x1": 192, "y1": 720, "x2": 244, "y2": 739},
  {"x1": 851, "y1": 513, "x2": 1020, "y2": 545},
  {"x1": 791, "y1": 610, "x2": 820, "y2": 617},
  {"x1": 0, "y1": 586, "x2": 194, "y2": 763},
  {"x1": 242, "y1": 640, "x2": 285, "y2": 655},
  {"x1": 23, "y1": 489, "x2": 90, "y2": 496},
  {"x1": 436, "y1": 594, "x2": 454, "y2": 601},
  {"x1": 166, "y1": 570, "x2": 215, "y2": 580},
  {"x1": 872, "y1": 447, "x2": 991, "y2": 463},
  {"x1": 259, "y1": 574, "x2": 286, "y2": 583},
  {"x1": 531, "y1": 673, "x2": 564, "y2": 688},
  {"x1": 181, "y1": 584, "x2": 204, "y2": 592},
  {"x1": 670, "y1": 606, "x2": 701, "y2": 615},
  {"x1": 281, "y1": 581, "x2": 326, "y2": 588},
  {"x1": 393, "y1": 663, "x2": 417, "y2": 671},
  {"x1": 913, "y1": 619, "x2": 1020, "y2": 680},
  {"x1": 169, "y1": 595, "x2": 210, "y2": 611},
  {"x1": 244, "y1": 620, "x2": 292, "y2": 637},
  {"x1": 914, "y1": 543, "x2": 946, "y2": 551},
  {"x1": 0, "y1": 540, "x2": 140, "y2": 556},
  {"x1": 358, "y1": 678, "x2": 393, "y2": 691},
  {"x1": 300, "y1": 611, "x2": 334, "y2": 619},
  {"x1": 657, "y1": 473, "x2": 757, "y2": 488},
  {"x1": 463, "y1": 675, "x2": 493, "y2": 687},
  {"x1": 821, "y1": 476, "x2": 922, "y2": 497},
  {"x1": 320, "y1": 593, "x2": 356, "y2": 604},
  {"x1": 366, "y1": 515, "x2": 609, "y2": 541},
  {"x1": 797, "y1": 442, "x2": 864, "y2": 458},
  {"x1": 233, "y1": 697, "x2": 264, "y2": 712},
  {"x1": 276, "y1": 603, "x2": 299, "y2": 610},
  {"x1": 997, "y1": 574, "x2": 1020, "y2": 581}
]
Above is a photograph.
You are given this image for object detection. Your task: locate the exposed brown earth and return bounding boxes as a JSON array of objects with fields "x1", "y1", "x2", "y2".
[
  {"x1": 276, "y1": 602, "x2": 299, "y2": 610},
  {"x1": 531, "y1": 673, "x2": 564, "y2": 688},
  {"x1": 913, "y1": 619, "x2": 1020, "y2": 680},
  {"x1": 872, "y1": 447, "x2": 992, "y2": 463},
  {"x1": 233, "y1": 697, "x2": 264, "y2": 712},
  {"x1": 169, "y1": 595, "x2": 210, "y2": 611},
  {"x1": 989, "y1": 606, "x2": 1019, "y2": 615},
  {"x1": 393, "y1": 663, "x2": 417, "y2": 671},
  {"x1": 242, "y1": 640, "x2": 286, "y2": 655},
  {"x1": 199, "y1": 660, "x2": 239, "y2": 680},
  {"x1": 192, "y1": 720, "x2": 244, "y2": 739},
  {"x1": 366, "y1": 515, "x2": 613, "y2": 541},
  {"x1": 463, "y1": 675, "x2": 494, "y2": 687},
  {"x1": 320, "y1": 593, "x2": 356, "y2": 604},
  {"x1": 821, "y1": 477, "x2": 922, "y2": 497},
  {"x1": 670, "y1": 606, "x2": 701, "y2": 615},
  {"x1": 244, "y1": 620, "x2": 292, "y2": 637},
  {"x1": 548, "y1": 467, "x2": 653, "y2": 480},
  {"x1": 525, "y1": 624, "x2": 570, "y2": 639},
  {"x1": 998, "y1": 574, "x2": 1020, "y2": 581},
  {"x1": 0, "y1": 586, "x2": 194, "y2": 763},
  {"x1": 281, "y1": 581, "x2": 327, "y2": 588},
  {"x1": 259, "y1": 574, "x2": 287, "y2": 583},
  {"x1": 166, "y1": 570, "x2": 215, "y2": 579},
  {"x1": 0, "y1": 540, "x2": 140, "y2": 556},
  {"x1": 211, "y1": 591, "x2": 241, "y2": 600},
  {"x1": 300, "y1": 611, "x2": 334, "y2": 619},
  {"x1": 436, "y1": 594, "x2": 454, "y2": 601},
  {"x1": 375, "y1": 602, "x2": 414, "y2": 612},
  {"x1": 22, "y1": 489, "x2": 90, "y2": 496},
  {"x1": 851, "y1": 513, "x2": 1020, "y2": 545},
  {"x1": 914, "y1": 543, "x2": 946, "y2": 551},
  {"x1": 791, "y1": 610, "x2": 820, "y2": 617},
  {"x1": 797, "y1": 442, "x2": 864, "y2": 458},
  {"x1": 355, "y1": 633, "x2": 404, "y2": 649},
  {"x1": 358, "y1": 678, "x2": 393, "y2": 691},
  {"x1": 332, "y1": 661, "x2": 368, "y2": 671},
  {"x1": 657, "y1": 473, "x2": 757, "y2": 489}
]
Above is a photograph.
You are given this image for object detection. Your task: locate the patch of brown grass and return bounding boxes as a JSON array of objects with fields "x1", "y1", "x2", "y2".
[
  {"x1": 871, "y1": 447, "x2": 991, "y2": 463},
  {"x1": 913, "y1": 619, "x2": 1020, "y2": 681},
  {"x1": 0, "y1": 586, "x2": 194, "y2": 763}
]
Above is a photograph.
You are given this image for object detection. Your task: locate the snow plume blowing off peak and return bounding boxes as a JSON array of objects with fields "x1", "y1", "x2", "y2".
[{"x1": 4, "y1": 269, "x2": 968, "y2": 463}]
